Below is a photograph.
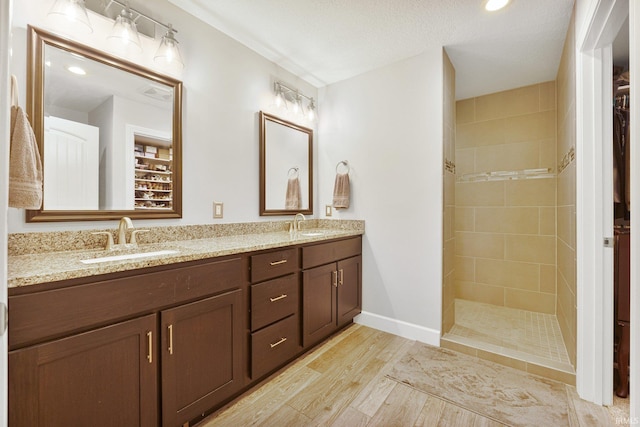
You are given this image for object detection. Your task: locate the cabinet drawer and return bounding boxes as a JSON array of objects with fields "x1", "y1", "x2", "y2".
[
  {"x1": 251, "y1": 248, "x2": 298, "y2": 283},
  {"x1": 251, "y1": 315, "x2": 299, "y2": 379},
  {"x1": 302, "y1": 237, "x2": 361, "y2": 269},
  {"x1": 251, "y1": 274, "x2": 298, "y2": 331}
]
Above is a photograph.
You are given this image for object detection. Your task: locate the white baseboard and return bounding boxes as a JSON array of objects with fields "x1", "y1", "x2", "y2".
[{"x1": 354, "y1": 311, "x2": 441, "y2": 346}]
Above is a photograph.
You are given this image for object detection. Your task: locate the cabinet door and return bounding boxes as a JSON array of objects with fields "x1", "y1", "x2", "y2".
[
  {"x1": 9, "y1": 314, "x2": 157, "y2": 427},
  {"x1": 337, "y1": 255, "x2": 362, "y2": 327},
  {"x1": 161, "y1": 289, "x2": 243, "y2": 427},
  {"x1": 302, "y1": 263, "x2": 337, "y2": 347}
]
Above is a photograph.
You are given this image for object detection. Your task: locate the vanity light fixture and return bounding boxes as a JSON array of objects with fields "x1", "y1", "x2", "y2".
[
  {"x1": 273, "y1": 81, "x2": 317, "y2": 123},
  {"x1": 154, "y1": 25, "x2": 184, "y2": 70},
  {"x1": 107, "y1": 7, "x2": 142, "y2": 53},
  {"x1": 96, "y1": 0, "x2": 185, "y2": 69},
  {"x1": 47, "y1": 0, "x2": 93, "y2": 34},
  {"x1": 484, "y1": 0, "x2": 510, "y2": 12}
]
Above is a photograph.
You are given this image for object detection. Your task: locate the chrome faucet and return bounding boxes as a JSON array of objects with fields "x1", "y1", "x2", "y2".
[
  {"x1": 117, "y1": 216, "x2": 134, "y2": 246},
  {"x1": 293, "y1": 213, "x2": 306, "y2": 232}
]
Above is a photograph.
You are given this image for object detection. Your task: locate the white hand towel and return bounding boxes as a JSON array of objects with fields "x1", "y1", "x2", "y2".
[
  {"x1": 333, "y1": 172, "x2": 350, "y2": 209},
  {"x1": 9, "y1": 105, "x2": 43, "y2": 209},
  {"x1": 285, "y1": 177, "x2": 301, "y2": 210}
]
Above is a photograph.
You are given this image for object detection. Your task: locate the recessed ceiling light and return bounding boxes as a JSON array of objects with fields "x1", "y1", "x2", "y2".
[
  {"x1": 66, "y1": 65, "x2": 86, "y2": 75},
  {"x1": 485, "y1": 0, "x2": 510, "y2": 12}
]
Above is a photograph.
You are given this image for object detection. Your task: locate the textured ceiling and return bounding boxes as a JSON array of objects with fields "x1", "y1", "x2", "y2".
[{"x1": 168, "y1": 0, "x2": 575, "y2": 99}]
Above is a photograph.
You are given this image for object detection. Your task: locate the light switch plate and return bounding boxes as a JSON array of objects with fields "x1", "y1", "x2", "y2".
[
  {"x1": 214, "y1": 202, "x2": 224, "y2": 218},
  {"x1": 325, "y1": 205, "x2": 333, "y2": 217}
]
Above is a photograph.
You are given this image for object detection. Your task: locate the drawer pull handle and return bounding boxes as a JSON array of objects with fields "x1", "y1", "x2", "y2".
[
  {"x1": 270, "y1": 259, "x2": 288, "y2": 266},
  {"x1": 168, "y1": 324, "x2": 174, "y2": 355},
  {"x1": 270, "y1": 337, "x2": 287, "y2": 348},
  {"x1": 333, "y1": 270, "x2": 338, "y2": 287},
  {"x1": 339, "y1": 268, "x2": 344, "y2": 286},
  {"x1": 270, "y1": 294, "x2": 288, "y2": 302},
  {"x1": 146, "y1": 331, "x2": 153, "y2": 364}
]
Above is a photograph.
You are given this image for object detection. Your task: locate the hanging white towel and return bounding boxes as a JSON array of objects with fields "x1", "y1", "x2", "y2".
[
  {"x1": 9, "y1": 75, "x2": 43, "y2": 209},
  {"x1": 333, "y1": 172, "x2": 350, "y2": 209},
  {"x1": 285, "y1": 177, "x2": 301, "y2": 210}
]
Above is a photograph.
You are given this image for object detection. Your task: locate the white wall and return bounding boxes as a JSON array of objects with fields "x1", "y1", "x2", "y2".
[
  {"x1": 8, "y1": 0, "x2": 317, "y2": 232},
  {"x1": 318, "y1": 49, "x2": 444, "y2": 344}
]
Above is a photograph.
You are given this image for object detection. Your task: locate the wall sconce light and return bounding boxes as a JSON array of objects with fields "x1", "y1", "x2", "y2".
[
  {"x1": 103, "y1": 0, "x2": 184, "y2": 69},
  {"x1": 274, "y1": 81, "x2": 317, "y2": 123},
  {"x1": 47, "y1": 0, "x2": 93, "y2": 34},
  {"x1": 107, "y1": 7, "x2": 142, "y2": 53},
  {"x1": 48, "y1": 0, "x2": 185, "y2": 70}
]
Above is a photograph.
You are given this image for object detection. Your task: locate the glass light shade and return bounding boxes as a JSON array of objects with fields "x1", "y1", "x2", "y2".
[
  {"x1": 485, "y1": 0, "x2": 510, "y2": 12},
  {"x1": 275, "y1": 88, "x2": 284, "y2": 108},
  {"x1": 307, "y1": 100, "x2": 316, "y2": 122},
  {"x1": 154, "y1": 27, "x2": 184, "y2": 70},
  {"x1": 47, "y1": 0, "x2": 93, "y2": 34},
  {"x1": 107, "y1": 9, "x2": 142, "y2": 53}
]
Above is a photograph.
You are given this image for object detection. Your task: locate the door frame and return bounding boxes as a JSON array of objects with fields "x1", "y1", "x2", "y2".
[{"x1": 576, "y1": 0, "x2": 636, "y2": 414}]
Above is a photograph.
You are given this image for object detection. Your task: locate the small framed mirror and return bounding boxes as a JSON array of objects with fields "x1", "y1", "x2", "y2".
[
  {"x1": 259, "y1": 111, "x2": 313, "y2": 216},
  {"x1": 25, "y1": 26, "x2": 182, "y2": 222}
]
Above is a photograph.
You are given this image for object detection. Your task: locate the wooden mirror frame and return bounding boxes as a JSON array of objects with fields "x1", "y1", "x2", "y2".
[
  {"x1": 259, "y1": 111, "x2": 313, "y2": 216},
  {"x1": 25, "y1": 26, "x2": 183, "y2": 222}
]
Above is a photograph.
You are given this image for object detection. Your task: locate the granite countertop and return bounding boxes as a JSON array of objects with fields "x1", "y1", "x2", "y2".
[{"x1": 8, "y1": 228, "x2": 363, "y2": 289}]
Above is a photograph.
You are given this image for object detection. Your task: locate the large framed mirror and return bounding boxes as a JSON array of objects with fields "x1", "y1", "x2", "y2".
[
  {"x1": 25, "y1": 26, "x2": 182, "y2": 222},
  {"x1": 259, "y1": 111, "x2": 313, "y2": 216}
]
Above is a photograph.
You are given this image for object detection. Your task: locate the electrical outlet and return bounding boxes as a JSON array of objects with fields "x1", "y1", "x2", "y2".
[
  {"x1": 325, "y1": 205, "x2": 333, "y2": 217},
  {"x1": 213, "y1": 202, "x2": 223, "y2": 218}
]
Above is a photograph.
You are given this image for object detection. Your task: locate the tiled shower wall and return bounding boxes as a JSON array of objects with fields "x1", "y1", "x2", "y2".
[
  {"x1": 442, "y1": 50, "x2": 456, "y2": 333},
  {"x1": 454, "y1": 82, "x2": 557, "y2": 315},
  {"x1": 556, "y1": 8, "x2": 577, "y2": 366}
]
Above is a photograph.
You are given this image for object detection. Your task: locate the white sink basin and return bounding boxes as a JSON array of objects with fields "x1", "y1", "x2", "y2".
[
  {"x1": 81, "y1": 249, "x2": 178, "y2": 264},
  {"x1": 300, "y1": 232, "x2": 325, "y2": 237}
]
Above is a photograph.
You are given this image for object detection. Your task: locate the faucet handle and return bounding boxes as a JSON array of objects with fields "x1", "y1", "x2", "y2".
[
  {"x1": 92, "y1": 232, "x2": 114, "y2": 251},
  {"x1": 130, "y1": 229, "x2": 150, "y2": 245}
]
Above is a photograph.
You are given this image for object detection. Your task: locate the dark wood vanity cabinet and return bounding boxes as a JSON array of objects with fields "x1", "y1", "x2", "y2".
[
  {"x1": 9, "y1": 314, "x2": 158, "y2": 427},
  {"x1": 302, "y1": 237, "x2": 362, "y2": 347},
  {"x1": 8, "y1": 256, "x2": 244, "y2": 427},
  {"x1": 8, "y1": 235, "x2": 363, "y2": 426},
  {"x1": 249, "y1": 248, "x2": 301, "y2": 379},
  {"x1": 161, "y1": 289, "x2": 244, "y2": 427}
]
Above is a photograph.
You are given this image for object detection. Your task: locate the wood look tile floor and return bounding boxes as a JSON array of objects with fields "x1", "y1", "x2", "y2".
[{"x1": 199, "y1": 324, "x2": 617, "y2": 427}]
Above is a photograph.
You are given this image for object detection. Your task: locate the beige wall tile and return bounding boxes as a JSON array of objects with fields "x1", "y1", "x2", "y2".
[
  {"x1": 475, "y1": 207, "x2": 539, "y2": 234},
  {"x1": 456, "y1": 181, "x2": 505, "y2": 206},
  {"x1": 539, "y1": 81, "x2": 556, "y2": 112},
  {"x1": 456, "y1": 232, "x2": 505, "y2": 259},
  {"x1": 474, "y1": 141, "x2": 540, "y2": 173},
  {"x1": 476, "y1": 258, "x2": 539, "y2": 291},
  {"x1": 557, "y1": 205, "x2": 573, "y2": 246},
  {"x1": 504, "y1": 110, "x2": 556, "y2": 144},
  {"x1": 444, "y1": 173, "x2": 455, "y2": 206},
  {"x1": 539, "y1": 138, "x2": 557, "y2": 170},
  {"x1": 443, "y1": 238, "x2": 455, "y2": 276},
  {"x1": 473, "y1": 283, "x2": 506, "y2": 306},
  {"x1": 540, "y1": 264, "x2": 556, "y2": 294},
  {"x1": 539, "y1": 207, "x2": 556, "y2": 236},
  {"x1": 475, "y1": 84, "x2": 540, "y2": 122},
  {"x1": 557, "y1": 163, "x2": 575, "y2": 206},
  {"x1": 505, "y1": 235, "x2": 556, "y2": 264},
  {"x1": 457, "y1": 119, "x2": 505, "y2": 149},
  {"x1": 455, "y1": 148, "x2": 475, "y2": 175},
  {"x1": 504, "y1": 288, "x2": 555, "y2": 314},
  {"x1": 456, "y1": 98, "x2": 475, "y2": 124},
  {"x1": 455, "y1": 207, "x2": 474, "y2": 232},
  {"x1": 454, "y1": 256, "x2": 475, "y2": 281},
  {"x1": 557, "y1": 239, "x2": 576, "y2": 291},
  {"x1": 505, "y1": 179, "x2": 556, "y2": 206}
]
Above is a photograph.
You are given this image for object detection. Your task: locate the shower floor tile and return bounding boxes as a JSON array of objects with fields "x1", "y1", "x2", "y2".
[{"x1": 447, "y1": 299, "x2": 573, "y2": 370}]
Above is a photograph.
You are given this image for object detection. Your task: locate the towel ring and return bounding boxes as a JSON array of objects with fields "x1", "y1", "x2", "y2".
[
  {"x1": 287, "y1": 167, "x2": 299, "y2": 178},
  {"x1": 336, "y1": 160, "x2": 350, "y2": 174}
]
